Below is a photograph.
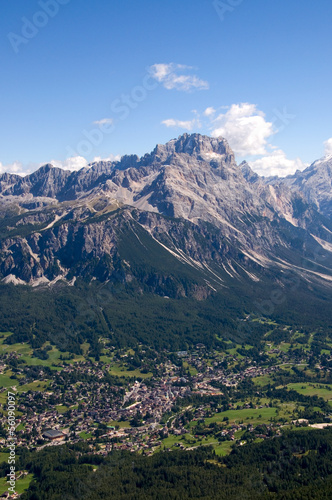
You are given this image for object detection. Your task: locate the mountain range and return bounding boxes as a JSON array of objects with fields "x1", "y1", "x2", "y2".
[{"x1": 0, "y1": 133, "x2": 331, "y2": 347}]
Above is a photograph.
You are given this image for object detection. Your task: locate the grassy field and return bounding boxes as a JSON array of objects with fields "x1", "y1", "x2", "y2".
[
  {"x1": 161, "y1": 433, "x2": 206, "y2": 449},
  {"x1": 0, "y1": 333, "x2": 78, "y2": 368},
  {"x1": 17, "y1": 380, "x2": 49, "y2": 393},
  {"x1": 252, "y1": 375, "x2": 274, "y2": 387},
  {"x1": 0, "y1": 333, "x2": 91, "y2": 367},
  {"x1": 109, "y1": 420, "x2": 131, "y2": 428},
  {"x1": 182, "y1": 361, "x2": 198, "y2": 376},
  {"x1": 0, "y1": 392, "x2": 8, "y2": 406},
  {"x1": 0, "y1": 452, "x2": 9, "y2": 464},
  {"x1": 286, "y1": 383, "x2": 332, "y2": 402},
  {"x1": 107, "y1": 363, "x2": 152, "y2": 379},
  {"x1": 225, "y1": 345, "x2": 245, "y2": 358},
  {"x1": 214, "y1": 440, "x2": 234, "y2": 456},
  {"x1": 56, "y1": 405, "x2": 69, "y2": 414},
  {"x1": 161, "y1": 432, "x2": 235, "y2": 456},
  {"x1": 204, "y1": 407, "x2": 278, "y2": 425},
  {"x1": 0, "y1": 473, "x2": 34, "y2": 495},
  {"x1": 0, "y1": 371, "x2": 17, "y2": 389},
  {"x1": 79, "y1": 431, "x2": 92, "y2": 440},
  {"x1": 0, "y1": 333, "x2": 152, "y2": 383},
  {"x1": 161, "y1": 434, "x2": 186, "y2": 449},
  {"x1": 278, "y1": 342, "x2": 292, "y2": 353}
]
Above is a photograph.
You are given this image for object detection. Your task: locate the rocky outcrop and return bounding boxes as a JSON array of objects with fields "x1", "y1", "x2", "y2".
[
  {"x1": 267, "y1": 155, "x2": 332, "y2": 219},
  {"x1": 0, "y1": 134, "x2": 332, "y2": 294}
]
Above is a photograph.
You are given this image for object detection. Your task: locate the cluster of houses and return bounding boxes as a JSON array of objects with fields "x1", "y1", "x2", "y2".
[{"x1": 0, "y1": 342, "x2": 305, "y2": 465}]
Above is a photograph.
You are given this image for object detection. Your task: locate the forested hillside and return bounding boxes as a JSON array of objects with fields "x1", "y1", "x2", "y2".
[{"x1": 5, "y1": 429, "x2": 332, "y2": 499}]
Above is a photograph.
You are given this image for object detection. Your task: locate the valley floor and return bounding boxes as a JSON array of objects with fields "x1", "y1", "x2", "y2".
[{"x1": 0, "y1": 318, "x2": 332, "y2": 496}]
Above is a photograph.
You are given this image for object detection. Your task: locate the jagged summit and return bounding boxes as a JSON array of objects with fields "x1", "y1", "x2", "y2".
[
  {"x1": 268, "y1": 154, "x2": 332, "y2": 219},
  {"x1": 0, "y1": 134, "x2": 238, "y2": 205},
  {"x1": 109, "y1": 134, "x2": 235, "y2": 171},
  {"x1": 240, "y1": 161, "x2": 260, "y2": 184},
  {"x1": 152, "y1": 133, "x2": 233, "y2": 158},
  {"x1": 0, "y1": 133, "x2": 331, "y2": 224},
  {"x1": 0, "y1": 132, "x2": 332, "y2": 294}
]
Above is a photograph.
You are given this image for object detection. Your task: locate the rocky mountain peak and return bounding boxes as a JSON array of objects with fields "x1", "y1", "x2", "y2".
[
  {"x1": 35, "y1": 163, "x2": 54, "y2": 173},
  {"x1": 0, "y1": 172, "x2": 21, "y2": 192},
  {"x1": 172, "y1": 133, "x2": 232, "y2": 156},
  {"x1": 145, "y1": 133, "x2": 235, "y2": 165},
  {"x1": 1, "y1": 134, "x2": 332, "y2": 294},
  {"x1": 240, "y1": 161, "x2": 260, "y2": 184},
  {"x1": 270, "y1": 155, "x2": 332, "y2": 218}
]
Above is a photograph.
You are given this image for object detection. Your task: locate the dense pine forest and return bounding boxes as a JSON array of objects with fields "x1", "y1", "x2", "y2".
[
  {"x1": 1, "y1": 277, "x2": 331, "y2": 354},
  {"x1": 0, "y1": 429, "x2": 330, "y2": 499}
]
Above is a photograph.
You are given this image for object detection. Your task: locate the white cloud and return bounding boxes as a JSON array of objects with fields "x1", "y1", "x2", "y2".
[
  {"x1": 211, "y1": 103, "x2": 275, "y2": 156},
  {"x1": 50, "y1": 156, "x2": 88, "y2": 172},
  {"x1": 162, "y1": 118, "x2": 200, "y2": 131},
  {"x1": 0, "y1": 161, "x2": 31, "y2": 177},
  {"x1": 249, "y1": 149, "x2": 307, "y2": 177},
  {"x1": 324, "y1": 137, "x2": 332, "y2": 156},
  {"x1": 0, "y1": 157, "x2": 88, "y2": 175},
  {"x1": 93, "y1": 118, "x2": 114, "y2": 126},
  {"x1": 51, "y1": 153, "x2": 120, "y2": 170},
  {"x1": 149, "y1": 63, "x2": 209, "y2": 91},
  {"x1": 0, "y1": 153, "x2": 121, "y2": 177},
  {"x1": 203, "y1": 107, "x2": 216, "y2": 117},
  {"x1": 92, "y1": 154, "x2": 121, "y2": 163}
]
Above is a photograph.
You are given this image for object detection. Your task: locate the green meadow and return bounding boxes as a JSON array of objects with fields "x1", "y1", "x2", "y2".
[
  {"x1": 286, "y1": 383, "x2": 332, "y2": 402},
  {"x1": 0, "y1": 473, "x2": 34, "y2": 496},
  {"x1": 0, "y1": 333, "x2": 152, "y2": 386},
  {"x1": 204, "y1": 407, "x2": 278, "y2": 425}
]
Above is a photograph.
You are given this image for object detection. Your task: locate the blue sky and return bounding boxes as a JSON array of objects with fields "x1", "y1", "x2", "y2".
[{"x1": 1, "y1": 0, "x2": 332, "y2": 177}]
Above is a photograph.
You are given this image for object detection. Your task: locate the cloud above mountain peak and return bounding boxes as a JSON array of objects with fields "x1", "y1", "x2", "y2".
[
  {"x1": 324, "y1": 138, "x2": 332, "y2": 156},
  {"x1": 210, "y1": 103, "x2": 274, "y2": 156},
  {"x1": 149, "y1": 63, "x2": 209, "y2": 92}
]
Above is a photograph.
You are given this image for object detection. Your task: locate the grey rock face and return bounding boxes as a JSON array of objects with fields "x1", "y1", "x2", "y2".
[
  {"x1": 240, "y1": 161, "x2": 260, "y2": 184},
  {"x1": 0, "y1": 134, "x2": 332, "y2": 293},
  {"x1": 270, "y1": 156, "x2": 332, "y2": 219}
]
